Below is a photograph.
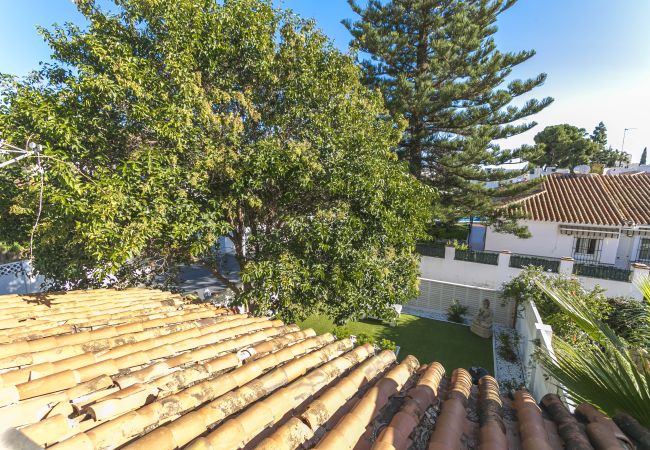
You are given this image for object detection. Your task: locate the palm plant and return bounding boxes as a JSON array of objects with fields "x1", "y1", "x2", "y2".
[{"x1": 534, "y1": 278, "x2": 650, "y2": 428}]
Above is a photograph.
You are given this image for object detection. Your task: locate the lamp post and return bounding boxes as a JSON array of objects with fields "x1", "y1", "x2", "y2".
[{"x1": 621, "y1": 127, "x2": 637, "y2": 153}]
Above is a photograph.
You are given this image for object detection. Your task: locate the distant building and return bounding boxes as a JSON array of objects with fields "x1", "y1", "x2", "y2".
[{"x1": 485, "y1": 172, "x2": 650, "y2": 268}]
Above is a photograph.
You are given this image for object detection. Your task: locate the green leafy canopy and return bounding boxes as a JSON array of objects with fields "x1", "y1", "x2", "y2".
[{"x1": 0, "y1": 0, "x2": 434, "y2": 323}]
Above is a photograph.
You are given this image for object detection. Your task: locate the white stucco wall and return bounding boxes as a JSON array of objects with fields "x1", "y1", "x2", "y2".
[
  {"x1": 485, "y1": 220, "x2": 620, "y2": 265},
  {"x1": 419, "y1": 254, "x2": 645, "y2": 299},
  {"x1": 485, "y1": 220, "x2": 572, "y2": 259}
]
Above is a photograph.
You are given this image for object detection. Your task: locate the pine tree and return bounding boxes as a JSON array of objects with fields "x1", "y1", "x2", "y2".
[
  {"x1": 589, "y1": 121, "x2": 631, "y2": 167},
  {"x1": 344, "y1": 0, "x2": 553, "y2": 232},
  {"x1": 591, "y1": 121, "x2": 608, "y2": 147},
  {"x1": 641, "y1": 147, "x2": 648, "y2": 165}
]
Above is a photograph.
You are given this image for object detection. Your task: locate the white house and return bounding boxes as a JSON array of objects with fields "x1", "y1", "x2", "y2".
[{"x1": 485, "y1": 172, "x2": 650, "y2": 268}]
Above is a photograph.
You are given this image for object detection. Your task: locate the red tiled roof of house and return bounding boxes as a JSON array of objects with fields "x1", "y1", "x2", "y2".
[
  {"x1": 512, "y1": 172, "x2": 650, "y2": 226},
  {"x1": 0, "y1": 288, "x2": 647, "y2": 449}
]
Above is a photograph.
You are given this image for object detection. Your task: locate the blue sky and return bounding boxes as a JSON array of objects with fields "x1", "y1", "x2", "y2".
[{"x1": 1, "y1": 0, "x2": 649, "y2": 161}]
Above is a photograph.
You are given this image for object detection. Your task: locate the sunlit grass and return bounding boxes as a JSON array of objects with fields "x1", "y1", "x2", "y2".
[{"x1": 298, "y1": 313, "x2": 494, "y2": 374}]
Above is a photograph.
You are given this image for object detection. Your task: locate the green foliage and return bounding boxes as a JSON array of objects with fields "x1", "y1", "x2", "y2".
[
  {"x1": 590, "y1": 122, "x2": 631, "y2": 167},
  {"x1": 502, "y1": 266, "x2": 610, "y2": 341},
  {"x1": 525, "y1": 124, "x2": 599, "y2": 171},
  {"x1": 605, "y1": 296, "x2": 650, "y2": 347},
  {"x1": 332, "y1": 325, "x2": 352, "y2": 340},
  {"x1": 497, "y1": 331, "x2": 519, "y2": 363},
  {"x1": 447, "y1": 300, "x2": 469, "y2": 323},
  {"x1": 0, "y1": 0, "x2": 433, "y2": 323},
  {"x1": 426, "y1": 223, "x2": 468, "y2": 242},
  {"x1": 641, "y1": 147, "x2": 648, "y2": 165},
  {"x1": 345, "y1": 0, "x2": 552, "y2": 234},
  {"x1": 377, "y1": 338, "x2": 397, "y2": 352},
  {"x1": 534, "y1": 279, "x2": 650, "y2": 428},
  {"x1": 525, "y1": 122, "x2": 631, "y2": 171},
  {"x1": 355, "y1": 332, "x2": 374, "y2": 346},
  {"x1": 447, "y1": 239, "x2": 468, "y2": 251}
]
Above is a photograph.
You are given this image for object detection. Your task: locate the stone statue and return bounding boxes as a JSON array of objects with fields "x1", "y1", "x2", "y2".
[{"x1": 470, "y1": 298, "x2": 493, "y2": 338}]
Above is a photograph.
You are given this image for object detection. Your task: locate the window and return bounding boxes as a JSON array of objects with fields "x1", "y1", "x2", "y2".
[
  {"x1": 637, "y1": 238, "x2": 650, "y2": 262},
  {"x1": 573, "y1": 237, "x2": 602, "y2": 263}
]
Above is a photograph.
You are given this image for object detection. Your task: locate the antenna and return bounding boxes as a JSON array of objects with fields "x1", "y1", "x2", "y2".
[{"x1": 0, "y1": 137, "x2": 42, "y2": 169}]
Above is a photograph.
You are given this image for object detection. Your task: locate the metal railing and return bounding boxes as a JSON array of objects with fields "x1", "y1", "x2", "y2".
[
  {"x1": 415, "y1": 242, "x2": 445, "y2": 258},
  {"x1": 454, "y1": 249, "x2": 499, "y2": 265},
  {"x1": 573, "y1": 263, "x2": 632, "y2": 282},
  {"x1": 510, "y1": 254, "x2": 561, "y2": 273}
]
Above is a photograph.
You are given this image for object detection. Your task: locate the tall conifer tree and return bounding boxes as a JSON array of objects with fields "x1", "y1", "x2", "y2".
[{"x1": 345, "y1": 0, "x2": 553, "y2": 233}]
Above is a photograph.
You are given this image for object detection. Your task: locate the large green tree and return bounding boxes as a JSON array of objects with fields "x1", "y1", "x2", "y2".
[
  {"x1": 0, "y1": 0, "x2": 433, "y2": 323},
  {"x1": 344, "y1": 0, "x2": 552, "y2": 231},
  {"x1": 526, "y1": 124, "x2": 599, "y2": 172}
]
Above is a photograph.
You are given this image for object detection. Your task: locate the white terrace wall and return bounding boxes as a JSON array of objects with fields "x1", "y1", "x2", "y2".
[
  {"x1": 0, "y1": 261, "x2": 44, "y2": 295},
  {"x1": 516, "y1": 300, "x2": 565, "y2": 402},
  {"x1": 484, "y1": 220, "x2": 620, "y2": 265},
  {"x1": 419, "y1": 248, "x2": 648, "y2": 300}
]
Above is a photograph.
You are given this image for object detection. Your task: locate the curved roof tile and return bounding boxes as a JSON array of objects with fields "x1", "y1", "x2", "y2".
[
  {"x1": 512, "y1": 173, "x2": 650, "y2": 225},
  {"x1": 0, "y1": 288, "x2": 647, "y2": 450}
]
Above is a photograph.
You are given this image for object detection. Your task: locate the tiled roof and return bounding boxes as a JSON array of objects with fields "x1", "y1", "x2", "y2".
[
  {"x1": 0, "y1": 288, "x2": 647, "y2": 450},
  {"x1": 512, "y1": 172, "x2": 650, "y2": 225}
]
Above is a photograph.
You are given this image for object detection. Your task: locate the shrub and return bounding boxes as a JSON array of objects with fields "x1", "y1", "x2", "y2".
[
  {"x1": 605, "y1": 296, "x2": 650, "y2": 346},
  {"x1": 377, "y1": 338, "x2": 397, "y2": 352},
  {"x1": 355, "y1": 333, "x2": 375, "y2": 346},
  {"x1": 332, "y1": 326, "x2": 351, "y2": 340},
  {"x1": 501, "y1": 266, "x2": 610, "y2": 340},
  {"x1": 446, "y1": 239, "x2": 469, "y2": 251},
  {"x1": 447, "y1": 300, "x2": 468, "y2": 323},
  {"x1": 498, "y1": 331, "x2": 520, "y2": 363}
]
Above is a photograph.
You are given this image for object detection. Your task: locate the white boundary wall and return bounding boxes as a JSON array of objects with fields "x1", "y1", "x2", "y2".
[
  {"x1": 420, "y1": 248, "x2": 648, "y2": 300},
  {"x1": 516, "y1": 300, "x2": 565, "y2": 402}
]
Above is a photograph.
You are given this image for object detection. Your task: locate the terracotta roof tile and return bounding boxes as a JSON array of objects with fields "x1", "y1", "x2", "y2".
[
  {"x1": 511, "y1": 173, "x2": 650, "y2": 225},
  {"x1": 1, "y1": 288, "x2": 649, "y2": 450}
]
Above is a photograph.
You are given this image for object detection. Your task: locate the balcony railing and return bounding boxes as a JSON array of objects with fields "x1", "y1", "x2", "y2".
[
  {"x1": 454, "y1": 249, "x2": 499, "y2": 265},
  {"x1": 415, "y1": 242, "x2": 445, "y2": 258},
  {"x1": 510, "y1": 254, "x2": 560, "y2": 273},
  {"x1": 573, "y1": 263, "x2": 632, "y2": 282}
]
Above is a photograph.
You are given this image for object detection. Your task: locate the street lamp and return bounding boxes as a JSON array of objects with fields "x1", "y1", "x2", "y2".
[{"x1": 621, "y1": 127, "x2": 637, "y2": 153}]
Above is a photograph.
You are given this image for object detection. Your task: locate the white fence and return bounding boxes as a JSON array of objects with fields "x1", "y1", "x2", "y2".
[
  {"x1": 409, "y1": 277, "x2": 516, "y2": 326},
  {"x1": 516, "y1": 300, "x2": 565, "y2": 402},
  {"x1": 0, "y1": 261, "x2": 44, "y2": 295}
]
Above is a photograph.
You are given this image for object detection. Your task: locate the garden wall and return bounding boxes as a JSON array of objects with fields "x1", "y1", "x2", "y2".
[{"x1": 409, "y1": 277, "x2": 516, "y2": 326}]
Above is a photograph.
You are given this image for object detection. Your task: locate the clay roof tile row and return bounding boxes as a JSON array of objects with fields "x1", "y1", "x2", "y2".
[
  {"x1": 1, "y1": 288, "x2": 649, "y2": 450},
  {"x1": 512, "y1": 173, "x2": 650, "y2": 225}
]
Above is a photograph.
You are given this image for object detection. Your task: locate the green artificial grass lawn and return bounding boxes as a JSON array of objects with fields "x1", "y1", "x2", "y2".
[{"x1": 298, "y1": 313, "x2": 494, "y2": 374}]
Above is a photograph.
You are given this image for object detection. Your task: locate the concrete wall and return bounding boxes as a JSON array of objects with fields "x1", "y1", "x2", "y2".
[
  {"x1": 485, "y1": 220, "x2": 621, "y2": 265},
  {"x1": 419, "y1": 250, "x2": 647, "y2": 299}
]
